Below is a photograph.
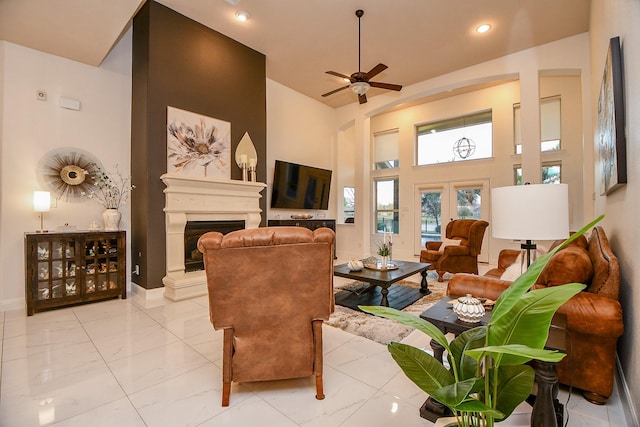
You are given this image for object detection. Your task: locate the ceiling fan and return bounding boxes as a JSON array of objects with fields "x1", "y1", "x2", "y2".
[{"x1": 322, "y1": 9, "x2": 402, "y2": 104}]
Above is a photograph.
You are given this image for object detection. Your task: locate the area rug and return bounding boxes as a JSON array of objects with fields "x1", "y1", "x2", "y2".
[{"x1": 326, "y1": 277, "x2": 447, "y2": 345}]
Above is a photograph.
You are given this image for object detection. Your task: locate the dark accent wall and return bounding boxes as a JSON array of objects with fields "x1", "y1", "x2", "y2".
[{"x1": 131, "y1": 1, "x2": 267, "y2": 289}]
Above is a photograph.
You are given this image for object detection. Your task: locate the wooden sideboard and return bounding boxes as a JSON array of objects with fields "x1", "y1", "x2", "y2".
[{"x1": 25, "y1": 231, "x2": 126, "y2": 315}]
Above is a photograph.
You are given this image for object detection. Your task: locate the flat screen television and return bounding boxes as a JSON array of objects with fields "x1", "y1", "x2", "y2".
[{"x1": 271, "y1": 160, "x2": 332, "y2": 210}]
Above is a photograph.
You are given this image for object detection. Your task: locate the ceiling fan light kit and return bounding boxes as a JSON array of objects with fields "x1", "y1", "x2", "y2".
[
  {"x1": 322, "y1": 9, "x2": 402, "y2": 104},
  {"x1": 350, "y1": 81, "x2": 370, "y2": 95}
]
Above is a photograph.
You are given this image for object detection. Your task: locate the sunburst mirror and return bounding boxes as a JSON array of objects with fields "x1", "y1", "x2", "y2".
[{"x1": 38, "y1": 148, "x2": 101, "y2": 200}]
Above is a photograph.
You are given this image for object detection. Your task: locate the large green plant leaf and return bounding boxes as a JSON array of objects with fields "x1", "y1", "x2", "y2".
[
  {"x1": 492, "y1": 365, "x2": 535, "y2": 420},
  {"x1": 488, "y1": 283, "x2": 584, "y2": 365},
  {"x1": 387, "y1": 343, "x2": 454, "y2": 394},
  {"x1": 431, "y1": 378, "x2": 480, "y2": 407},
  {"x1": 465, "y1": 344, "x2": 566, "y2": 363},
  {"x1": 360, "y1": 306, "x2": 450, "y2": 350},
  {"x1": 450, "y1": 326, "x2": 486, "y2": 380}
]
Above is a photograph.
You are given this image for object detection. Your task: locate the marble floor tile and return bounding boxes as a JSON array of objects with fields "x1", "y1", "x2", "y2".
[
  {"x1": 48, "y1": 397, "x2": 146, "y2": 427},
  {"x1": 129, "y1": 365, "x2": 236, "y2": 427},
  {"x1": 252, "y1": 366, "x2": 378, "y2": 427},
  {"x1": 200, "y1": 395, "x2": 299, "y2": 427},
  {"x1": 324, "y1": 335, "x2": 401, "y2": 389},
  {"x1": 107, "y1": 340, "x2": 209, "y2": 394},
  {"x1": 0, "y1": 295, "x2": 622, "y2": 427}
]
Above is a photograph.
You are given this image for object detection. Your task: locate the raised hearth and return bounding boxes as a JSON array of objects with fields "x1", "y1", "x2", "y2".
[{"x1": 161, "y1": 173, "x2": 266, "y2": 300}]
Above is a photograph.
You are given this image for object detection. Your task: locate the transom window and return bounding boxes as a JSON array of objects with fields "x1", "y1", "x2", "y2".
[
  {"x1": 416, "y1": 111, "x2": 493, "y2": 165},
  {"x1": 373, "y1": 130, "x2": 399, "y2": 170},
  {"x1": 514, "y1": 162, "x2": 562, "y2": 185},
  {"x1": 514, "y1": 96, "x2": 561, "y2": 154}
]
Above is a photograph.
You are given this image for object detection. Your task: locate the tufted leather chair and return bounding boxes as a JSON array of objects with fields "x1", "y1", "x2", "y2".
[
  {"x1": 447, "y1": 226, "x2": 623, "y2": 404},
  {"x1": 198, "y1": 226, "x2": 335, "y2": 406},
  {"x1": 420, "y1": 219, "x2": 489, "y2": 282}
]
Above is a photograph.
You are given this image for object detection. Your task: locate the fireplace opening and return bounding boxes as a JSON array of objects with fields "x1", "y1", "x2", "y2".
[{"x1": 184, "y1": 220, "x2": 245, "y2": 272}]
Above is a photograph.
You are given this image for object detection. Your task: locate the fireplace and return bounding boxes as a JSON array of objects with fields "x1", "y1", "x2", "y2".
[
  {"x1": 184, "y1": 220, "x2": 245, "y2": 272},
  {"x1": 161, "y1": 173, "x2": 267, "y2": 300}
]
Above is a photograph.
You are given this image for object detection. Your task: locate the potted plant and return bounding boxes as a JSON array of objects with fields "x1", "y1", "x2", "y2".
[{"x1": 362, "y1": 216, "x2": 604, "y2": 427}]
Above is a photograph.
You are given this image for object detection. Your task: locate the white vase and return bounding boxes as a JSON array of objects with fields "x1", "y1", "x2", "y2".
[{"x1": 103, "y1": 209, "x2": 121, "y2": 231}]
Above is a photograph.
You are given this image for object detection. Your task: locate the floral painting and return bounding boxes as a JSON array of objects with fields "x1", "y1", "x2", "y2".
[{"x1": 166, "y1": 106, "x2": 231, "y2": 178}]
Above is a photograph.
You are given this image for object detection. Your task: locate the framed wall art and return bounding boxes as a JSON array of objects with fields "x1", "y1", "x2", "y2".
[
  {"x1": 597, "y1": 36, "x2": 627, "y2": 196},
  {"x1": 166, "y1": 106, "x2": 231, "y2": 179}
]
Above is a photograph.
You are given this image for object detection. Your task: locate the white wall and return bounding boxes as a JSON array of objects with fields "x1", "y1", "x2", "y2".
[
  {"x1": 590, "y1": 0, "x2": 640, "y2": 422},
  {"x1": 265, "y1": 78, "x2": 337, "y2": 220},
  {"x1": 0, "y1": 30, "x2": 132, "y2": 309}
]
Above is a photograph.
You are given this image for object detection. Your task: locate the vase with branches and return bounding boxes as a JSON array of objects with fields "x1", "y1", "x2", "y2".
[{"x1": 82, "y1": 163, "x2": 134, "y2": 230}]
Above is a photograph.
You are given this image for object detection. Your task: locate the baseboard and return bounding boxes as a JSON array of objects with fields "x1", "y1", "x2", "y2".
[
  {"x1": 0, "y1": 297, "x2": 25, "y2": 313},
  {"x1": 616, "y1": 356, "x2": 639, "y2": 427},
  {"x1": 130, "y1": 282, "x2": 165, "y2": 301}
]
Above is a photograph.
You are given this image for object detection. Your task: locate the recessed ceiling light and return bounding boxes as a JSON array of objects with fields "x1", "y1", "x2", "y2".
[
  {"x1": 235, "y1": 10, "x2": 250, "y2": 22},
  {"x1": 224, "y1": 0, "x2": 240, "y2": 5},
  {"x1": 476, "y1": 24, "x2": 491, "y2": 33}
]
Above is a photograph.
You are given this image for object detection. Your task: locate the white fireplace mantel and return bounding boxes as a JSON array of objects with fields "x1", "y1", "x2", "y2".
[{"x1": 160, "y1": 173, "x2": 266, "y2": 300}]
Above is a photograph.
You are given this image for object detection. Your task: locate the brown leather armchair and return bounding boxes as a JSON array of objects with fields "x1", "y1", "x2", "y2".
[
  {"x1": 448, "y1": 226, "x2": 623, "y2": 404},
  {"x1": 197, "y1": 226, "x2": 335, "y2": 406},
  {"x1": 420, "y1": 219, "x2": 489, "y2": 282}
]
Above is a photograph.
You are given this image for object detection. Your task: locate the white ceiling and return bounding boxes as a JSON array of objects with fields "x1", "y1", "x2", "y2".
[{"x1": 0, "y1": 0, "x2": 591, "y2": 108}]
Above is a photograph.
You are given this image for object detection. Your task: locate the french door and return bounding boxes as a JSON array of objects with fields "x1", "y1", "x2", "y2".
[{"x1": 415, "y1": 180, "x2": 490, "y2": 263}]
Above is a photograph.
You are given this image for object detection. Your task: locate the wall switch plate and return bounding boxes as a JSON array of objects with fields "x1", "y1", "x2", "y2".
[{"x1": 36, "y1": 90, "x2": 47, "y2": 101}]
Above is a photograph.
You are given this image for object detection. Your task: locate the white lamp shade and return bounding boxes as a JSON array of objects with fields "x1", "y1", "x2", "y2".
[
  {"x1": 33, "y1": 191, "x2": 51, "y2": 212},
  {"x1": 491, "y1": 184, "x2": 569, "y2": 241}
]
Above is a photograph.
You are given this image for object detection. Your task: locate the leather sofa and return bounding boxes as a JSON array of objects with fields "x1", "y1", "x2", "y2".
[
  {"x1": 447, "y1": 226, "x2": 623, "y2": 404},
  {"x1": 198, "y1": 226, "x2": 335, "y2": 406}
]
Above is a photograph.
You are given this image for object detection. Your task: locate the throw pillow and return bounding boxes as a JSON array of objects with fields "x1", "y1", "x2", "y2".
[
  {"x1": 500, "y1": 253, "x2": 526, "y2": 281},
  {"x1": 440, "y1": 238, "x2": 461, "y2": 250}
]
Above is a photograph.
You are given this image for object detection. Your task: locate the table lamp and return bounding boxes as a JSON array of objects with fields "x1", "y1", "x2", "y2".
[
  {"x1": 491, "y1": 183, "x2": 569, "y2": 266},
  {"x1": 34, "y1": 191, "x2": 51, "y2": 233}
]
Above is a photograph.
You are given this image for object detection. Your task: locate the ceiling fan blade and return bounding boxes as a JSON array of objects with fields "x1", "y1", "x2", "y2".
[
  {"x1": 363, "y1": 63, "x2": 388, "y2": 80},
  {"x1": 358, "y1": 93, "x2": 367, "y2": 104},
  {"x1": 326, "y1": 71, "x2": 352, "y2": 81},
  {"x1": 369, "y1": 81, "x2": 403, "y2": 91},
  {"x1": 322, "y1": 85, "x2": 350, "y2": 97}
]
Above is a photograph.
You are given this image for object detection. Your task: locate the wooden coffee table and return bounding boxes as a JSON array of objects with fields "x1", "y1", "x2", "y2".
[{"x1": 333, "y1": 260, "x2": 430, "y2": 309}]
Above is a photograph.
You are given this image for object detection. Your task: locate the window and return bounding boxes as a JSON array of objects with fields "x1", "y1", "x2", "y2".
[
  {"x1": 343, "y1": 187, "x2": 355, "y2": 223},
  {"x1": 513, "y1": 97, "x2": 561, "y2": 154},
  {"x1": 514, "y1": 163, "x2": 562, "y2": 185},
  {"x1": 542, "y1": 162, "x2": 561, "y2": 184},
  {"x1": 417, "y1": 111, "x2": 492, "y2": 165},
  {"x1": 514, "y1": 165, "x2": 523, "y2": 185},
  {"x1": 375, "y1": 177, "x2": 399, "y2": 233},
  {"x1": 373, "y1": 130, "x2": 399, "y2": 169}
]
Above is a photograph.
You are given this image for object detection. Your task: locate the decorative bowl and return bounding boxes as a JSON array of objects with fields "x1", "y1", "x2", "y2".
[
  {"x1": 452, "y1": 294, "x2": 486, "y2": 323},
  {"x1": 347, "y1": 259, "x2": 364, "y2": 271}
]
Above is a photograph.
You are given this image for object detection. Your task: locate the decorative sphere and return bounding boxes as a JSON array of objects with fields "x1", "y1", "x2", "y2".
[{"x1": 453, "y1": 137, "x2": 476, "y2": 159}]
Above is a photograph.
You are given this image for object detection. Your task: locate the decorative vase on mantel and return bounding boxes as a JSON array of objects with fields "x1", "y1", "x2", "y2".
[{"x1": 102, "y1": 209, "x2": 121, "y2": 231}]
